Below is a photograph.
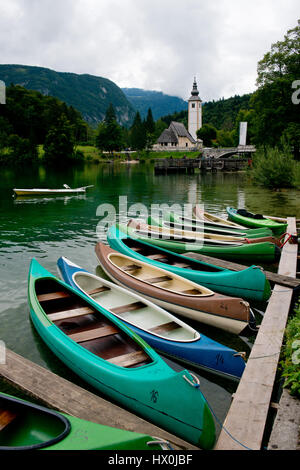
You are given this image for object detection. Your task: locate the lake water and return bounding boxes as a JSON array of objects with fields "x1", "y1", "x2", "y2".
[{"x1": 0, "y1": 161, "x2": 299, "y2": 441}]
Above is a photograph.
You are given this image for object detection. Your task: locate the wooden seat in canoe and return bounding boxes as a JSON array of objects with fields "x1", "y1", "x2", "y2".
[
  {"x1": 149, "y1": 321, "x2": 180, "y2": 335},
  {"x1": 122, "y1": 264, "x2": 142, "y2": 272},
  {"x1": 172, "y1": 262, "x2": 192, "y2": 268},
  {"x1": 68, "y1": 324, "x2": 119, "y2": 343},
  {"x1": 0, "y1": 409, "x2": 17, "y2": 431},
  {"x1": 37, "y1": 291, "x2": 71, "y2": 302},
  {"x1": 111, "y1": 301, "x2": 146, "y2": 315},
  {"x1": 180, "y1": 288, "x2": 202, "y2": 295},
  {"x1": 38, "y1": 286, "x2": 110, "y2": 303},
  {"x1": 87, "y1": 286, "x2": 111, "y2": 295},
  {"x1": 144, "y1": 275, "x2": 172, "y2": 284},
  {"x1": 48, "y1": 306, "x2": 95, "y2": 322},
  {"x1": 146, "y1": 254, "x2": 169, "y2": 261},
  {"x1": 108, "y1": 350, "x2": 149, "y2": 368}
]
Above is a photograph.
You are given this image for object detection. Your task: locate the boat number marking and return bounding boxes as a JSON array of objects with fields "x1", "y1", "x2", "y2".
[
  {"x1": 150, "y1": 390, "x2": 159, "y2": 403},
  {"x1": 216, "y1": 353, "x2": 224, "y2": 365}
]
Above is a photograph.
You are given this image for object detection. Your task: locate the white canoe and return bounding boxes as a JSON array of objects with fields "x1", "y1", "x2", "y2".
[{"x1": 13, "y1": 185, "x2": 93, "y2": 196}]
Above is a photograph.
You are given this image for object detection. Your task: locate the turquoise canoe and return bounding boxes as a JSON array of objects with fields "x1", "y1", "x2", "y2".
[
  {"x1": 116, "y1": 223, "x2": 281, "y2": 263},
  {"x1": 107, "y1": 226, "x2": 271, "y2": 302},
  {"x1": 0, "y1": 392, "x2": 170, "y2": 450},
  {"x1": 226, "y1": 207, "x2": 288, "y2": 236},
  {"x1": 28, "y1": 259, "x2": 216, "y2": 449}
]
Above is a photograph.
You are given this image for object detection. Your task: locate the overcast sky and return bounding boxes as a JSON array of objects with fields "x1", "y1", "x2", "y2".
[{"x1": 0, "y1": 0, "x2": 298, "y2": 101}]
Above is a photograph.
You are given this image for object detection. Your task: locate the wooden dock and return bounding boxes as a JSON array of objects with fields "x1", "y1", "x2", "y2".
[
  {"x1": 154, "y1": 157, "x2": 248, "y2": 174},
  {"x1": 213, "y1": 217, "x2": 298, "y2": 450},
  {"x1": 0, "y1": 348, "x2": 197, "y2": 450}
]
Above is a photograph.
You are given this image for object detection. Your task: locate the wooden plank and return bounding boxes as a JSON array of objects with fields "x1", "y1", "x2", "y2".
[
  {"x1": 48, "y1": 306, "x2": 95, "y2": 322},
  {"x1": 149, "y1": 322, "x2": 179, "y2": 335},
  {"x1": 0, "y1": 349, "x2": 197, "y2": 450},
  {"x1": 87, "y1": 286, "x2": 110, "y2": 295},
  {"x1": 37, "y1": 291, "x2": 71, "y2": 302},
  {"x1": 215, "y1": 217, "x2": 298, "y2": 450},
  {"x1": 111, "y1": 301, "x2": 146, "y2": 315},
  {"x1": 144, "y1": 275, "x2": 172, "y2": 284},
  {"x1": 180, "y1": 288, "x2": 201, "y2": 295},
  {"x1": 184, "y1": 251, "x2": 300, "y2": 288},
  {"x1": 122, "y1": 264, "x2": 142, "y2": 272},
  {"x1": 108, "y1": 350, "x2": 149, "y2": 367},
  {"x1": 68, "y1": 325, "x2": 118, "y2": 343},
  {"x1": 0, "y1": 409, "x2": 17, "y2": 430}
]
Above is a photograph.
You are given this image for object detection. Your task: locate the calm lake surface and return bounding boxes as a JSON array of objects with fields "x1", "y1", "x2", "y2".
[{"x1": 0, "y1": 161, "x2": 299, "y2": 439}]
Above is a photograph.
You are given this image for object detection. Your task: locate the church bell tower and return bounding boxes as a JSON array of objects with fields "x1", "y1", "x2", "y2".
[{"x1": 188, "y1": 78, "x2": 202, "y2": 141}]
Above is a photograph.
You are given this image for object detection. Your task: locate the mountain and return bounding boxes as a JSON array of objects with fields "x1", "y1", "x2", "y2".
[
  {"x1": 122, "y1": 88, "x2": 187, "y2": 120},
  {"x1": 0, "y1": 64, "x2": 136, "y2": 127}
]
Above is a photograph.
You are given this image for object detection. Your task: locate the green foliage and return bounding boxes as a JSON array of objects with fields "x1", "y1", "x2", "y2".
[
  {"x1": 280, "y1": 302, "x2": 300, "y2": 398},
  {"x1": 95, "y1": 104, "x2": 124, "y2": 153},
  {"x1": 203, "y1": 94, "x2": 252, "y2": 131},
  {"x1": 43, "y1": 114, "x2": 78, "y2": 165},
  {"x1": 197, "y1": 124, "x2": 217, "y2": 146},
  {"x1": 0, "y1": 64, "x2": 136, "y2": 127},
  {"x1": 251, "y1": 144, "x2": 299, "y2": 188},
  {"x1": 250, "y1": 19, "x2": 300, "y2": 148},
  {"x1": 0, "y1": 134, "x2": 38, "y2": 165}
]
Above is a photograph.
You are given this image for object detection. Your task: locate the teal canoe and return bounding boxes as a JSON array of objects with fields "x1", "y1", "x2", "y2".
[
  {"x1": 107, "y1": 226, "x2": 271, "y2": 302},
  {"x1": 149, "y1": 212, "x2": 274, "y2": 239},
  {"x1": 0, "y1": 392, "x2": 170, "y2": 450},
  {"x1": 116, "y1": 223, "x2": 281, "y2": 263},
  {"x1": 226, "y1": 207, "x2": 288, "y2": 236},
  {"x1": 28, "y1": 259, "x2": 216, "y2": 449}
]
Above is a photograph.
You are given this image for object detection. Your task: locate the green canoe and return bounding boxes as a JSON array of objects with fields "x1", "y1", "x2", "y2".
[
  {"x1": 150, "y1": 212, "x2": 274, "y2": 239},
  {"x1": 0, "y1": 392, "x2": 170, "y2": 450},
  {"x1": 117, "y1": 223, "x2": 281, "y2": 263},
  {"x1": 226, "y1": 207, "x2": 288, "y2": 236},
  {"x1": 28, "y1": 259, "x2": 216, "y2": 449}
]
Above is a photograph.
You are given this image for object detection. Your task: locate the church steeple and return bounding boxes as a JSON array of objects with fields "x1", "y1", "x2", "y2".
[
  {"x1": 191, "y1": 77, "x2": 200, "y2": 97},
  {"x1": 188, "y1": 77, "x2": 202, "y2": 141}
]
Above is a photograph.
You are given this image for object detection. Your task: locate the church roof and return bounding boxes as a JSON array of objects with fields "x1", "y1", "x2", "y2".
[{"x1": 157, "y1": 121, "x2": 196, "y2": 144}]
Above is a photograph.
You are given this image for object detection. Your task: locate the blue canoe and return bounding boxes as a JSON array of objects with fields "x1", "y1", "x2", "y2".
[{"x1": 57, "y1": 256, "x2": 246, "y2": 380}]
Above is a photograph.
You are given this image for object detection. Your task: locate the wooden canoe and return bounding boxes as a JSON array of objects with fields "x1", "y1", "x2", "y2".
[
  {"x1": 107, "y1": 225, "x2": 271, "y2": 302},
  {"x1": 95, "y1": 243, "x2": 256, "y2": 335},
  {"x1": 58, "y1": 256, "x2": 246, "y2": 380},
  {"x1": 0, "y1": 392, "x2": 169, "y2": 450},
  {"x1": 28, "y1": 258, "x2": 216, "y2": 449}
]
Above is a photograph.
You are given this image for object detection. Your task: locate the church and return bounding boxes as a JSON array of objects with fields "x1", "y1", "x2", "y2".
[{"x1": 154, "y1": 78, "x2": 203, "y2": 150}]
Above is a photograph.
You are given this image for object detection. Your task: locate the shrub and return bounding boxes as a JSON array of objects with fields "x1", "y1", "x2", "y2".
[
  {"x1": 280, "y1": 302, "x2": 300, "y2": 398},
  {"x1": 251, "y1": 144, "x2": 299, "y2": 189}
]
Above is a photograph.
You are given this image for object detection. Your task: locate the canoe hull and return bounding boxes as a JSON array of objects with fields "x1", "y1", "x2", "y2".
[
  {"x1": 0, "y1": 393, "x2": 166, "y2": 451},
  {"x1": 107, "y1": 227, "x2": 271, "y2": 302},
  {"x1": 226, "y1": 207, "x2": 288, "y2": 236},
  {"x1": 28, "y1": 259, "x2": 216, "y2": 449}
]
